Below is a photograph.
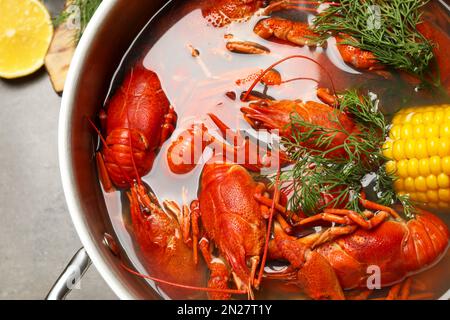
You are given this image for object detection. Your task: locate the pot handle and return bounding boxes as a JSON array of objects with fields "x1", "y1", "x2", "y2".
[{"x1": 46, "y1": 248, "x2": 92, "y2": 300}]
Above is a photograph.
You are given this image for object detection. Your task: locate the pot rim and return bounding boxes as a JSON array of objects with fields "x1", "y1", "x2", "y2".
[{"x1": 58, "y1": 0, "x2": 131, "y2": 300}]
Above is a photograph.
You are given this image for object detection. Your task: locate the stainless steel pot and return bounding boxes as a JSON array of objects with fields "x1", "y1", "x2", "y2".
[
  {"x1": 50, "y1": 0, "x2": 450, "y2": 300},
  {"x1": 52, "y1": 0, "x2": 169, "y2": 300}
]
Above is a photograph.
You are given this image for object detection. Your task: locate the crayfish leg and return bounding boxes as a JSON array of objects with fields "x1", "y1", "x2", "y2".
[
  {"x1": 346, "y1": 289, "x2": 372, "y2": 300},
  {"x1": 300, "y1": 208, "x2": 389, "y2": 231},
  {"x1": 163, "y1": 200, "x2": 193, "y2": 247},
  {"x1": 96, "y1": 153, "x2": 114, "y2": 193},
  {"x1": 310, "y1": 225, "x2": 357, "y2": 249},
  {"x1": 249, "y1": 256, "x2": 260, "y2": 289},
  {"x1": 199, "y1": 238, "x2": 232, "y2": 300},
  {"x1": 271, "y1": 221, "x2": 346, "y2": 299},
  {"x1": 386, "y1": 278, "x2": 414, "y2": 300},
  {"x1": 190, "y1": 200, "x2": 202, "y2": 265}
]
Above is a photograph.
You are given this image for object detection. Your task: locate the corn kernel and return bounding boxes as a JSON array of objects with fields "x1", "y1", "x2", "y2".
[
  {"x1": 413, "y1": 124, "x2": 425, "y2": 139},
  {"x1": 426, "y1": 174, "x2": 438, "y2": 190},
  {"x1": 401, "y1": 124, "x2": 413, "y2": 139},
  {"x1": 405, "y1": 140, "x2": 416, "y2": 159},
  {"x1": 434, "y1": 109, "x2": 445, "y2": 124},
  {"x1": 412, "y1": 113, "x2": 423, "y2": 125},
  {"x1": 438, "y1": 139, "x2": 450, "y2": 157},
  {"x1": 392, "y1": 114, "x2": 402, "y2": 125},
  {"x1": 442, "y1": 156, "x2": 450, "y2": 175},
  {"x1": 389, "y1": 125, "x2": 402, "y2": 140},
  {"x1": 427, "y1": 190, "x2": 440, "y2": 202},
  {"x1": 425, "y1": 123, "x2": 440, "y2": 138},
  {"x1": 438, "y1": 173, "x2": 450, "y2": 188},
  {"x1": 382, "y1": 141, "x2": 393, "y2": 159},
  {"x1": 423, "y1": 112, "x2": 435, "y2": 125},
  {"x1": 393, "y1": 140, "x2": 406, "y2": 160},
  {"x1": 415, "y1": 139, "x2": 428, "y2": 159},
  {"x1": 394, "y1": 179, "x2": 404, "y2": 192},
  {"x1": 415, "y1": 176, "x2": 427, "y2": 192},
  {"x1": 419, "y1": 158, "x2": 431, "y2": 176},
  {"x1": 407, "y1": 158, "x2": 419, "y2": 178},
  {"x1": 438, "y1": 189, "x2": 450, "y2": 202},
  {"x1": 385, "y1": 161, "x2": 396, "y2": 175},
  {"x1": 409, "y1": 192, "x2": 418, "y2": 201},
  {"x1": 402, "y1": 113, "x2": 411, "y2": 122},
  {"x1": 440, "y1": 124, "x2": 450, "y2": 138},
  {"x1": 404, "y1": 177, "x2": 416, "y2": 192},
  {"x1": 397, "y1": 160, "x2": 409, "y2": 178},
  {"x1": 429, "y1": 156, "x2": 441, "y2": 175},
  {"x1": 427, "y1": 137, "x2": 440, "y2": 157},
  {"x1": 416, "y1": 192, "x2": 428, "y2": 203},
  {"x1": 446, "y1": 108, "x2": 450, "y2": 120}
]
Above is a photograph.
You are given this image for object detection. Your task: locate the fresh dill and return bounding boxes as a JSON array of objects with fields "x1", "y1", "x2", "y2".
[
  {"x1": 313, "y1": 0, "x2": 434, "y2": 77},
  {"x1": 54, "y1": 0, "x2": 102, "y2": 44},
  {"x1": 280, "y1": 90, "x2": 415, "y2": 219},
  {"x1": 374, "y1": 166, "x2": 416, "y2": 218}
]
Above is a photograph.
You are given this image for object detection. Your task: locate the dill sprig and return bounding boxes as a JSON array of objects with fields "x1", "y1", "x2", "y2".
[
  {"x1": 54, "y1": 0, "x2": 102, "y2": 44},
  {"x1": 313, "y1": 0, "x2": 434, "y2": 77},
  {"x1": 374, "y1": 166, "x2": 416, "y2": 218},
  {"x1": 280, "y1": 90, "x2": 415, "y2": 218}
]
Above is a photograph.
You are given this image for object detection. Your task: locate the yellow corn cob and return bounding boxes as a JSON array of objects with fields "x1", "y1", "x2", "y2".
[{"x1": 383, "y1": 105, "x2": 450, "y2": 210}]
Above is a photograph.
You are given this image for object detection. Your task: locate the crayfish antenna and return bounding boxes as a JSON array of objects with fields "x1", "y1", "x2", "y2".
[
  {"x1": 208, "y1": 113, "x2": 230, "y2": 140},
  {"x1": 262, "y1": 0, "x2": 323, "y2": 15},
  {"x1": 255, "y1": 168, "x2": 281, "y2": 289},
  {"x1": 121, "y1": 262, "x2": 247, "y2": 296},
  {"x1": 242, "y1": 55, "x2": 338, "y2": 107},
  {"x1": 208, "y1": 113, "x2": 289, "y2": 172}
]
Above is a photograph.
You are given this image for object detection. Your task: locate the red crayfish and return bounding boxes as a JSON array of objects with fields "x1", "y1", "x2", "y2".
[
  {"x1": 90, "y1": 64, "x2": 210, "y2": 298},
  {"x1": 95, "y1": 64, "x2": 177, "y2": 191},
  {"x1": 268, "y1": 201, "x2": 449, "y2": 299}
]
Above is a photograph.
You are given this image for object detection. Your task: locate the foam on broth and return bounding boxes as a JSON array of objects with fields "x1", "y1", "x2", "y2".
[{"x1": 101, "y1": 0, "x2": 450, "y2": 300}]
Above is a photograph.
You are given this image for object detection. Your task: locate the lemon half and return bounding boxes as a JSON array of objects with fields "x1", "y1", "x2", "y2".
[{"x1": 0, "y1": 0, "x2": 54, "y2": 79}]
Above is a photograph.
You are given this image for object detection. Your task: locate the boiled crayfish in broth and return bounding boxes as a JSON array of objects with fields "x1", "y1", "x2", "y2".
[
  {"x1": 197, "y1": 159, "x2": 269, "y2": 297},
  {"x1": 241, "y1": 87, "x2": 360, "y2": 159},
  {"x1": 91, "y1": 65, "x2": 213, "y2": 298},
  {"x1": 202, "y1": 0, "x2": 264, "y2": 27},
  {"x1": 128, "y1": 184, "x2": 207, "y2": 299},
  {"x1": 269, "y1": 201, "x2": 449, "y2": 300},
  {"x1": 96, "y1": 64, "x2": 177, "y2": 191}
]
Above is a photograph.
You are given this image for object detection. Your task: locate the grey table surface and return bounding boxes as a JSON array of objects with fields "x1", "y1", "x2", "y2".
[{"x1": 0, "y1": 0, "x2": 116, "y2": 300}]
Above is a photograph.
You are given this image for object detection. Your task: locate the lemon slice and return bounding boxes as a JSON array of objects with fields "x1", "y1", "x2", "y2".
[{"x1": 0, "y1": 0, "x2": 54, "y2": 79}]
